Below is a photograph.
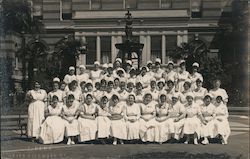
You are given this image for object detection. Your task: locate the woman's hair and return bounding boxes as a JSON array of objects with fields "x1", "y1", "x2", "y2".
[
  {"x1": 80, "y1": 81, "x2": 86, "y2": 87},
  {"x1": 67, "y1": 94, "x2": 75, "y2": 100},
  {"x1": 108, "y1": 81, "x2": 114, "y2": 85},
  {"x1": 101, "y1": 96, "x2": 108, "y2": 102},
  {"x1": 144, "y1": 93, "x2": 152, "y2": 99},
  {"x1": 86, "y1": 93, "x2": 93, "y2": 99},
  {"x1": 52, "y1": 95, "x2": 59, "y2": 101},
  {"x1": 111, "y1": 94, "x2": 119, "y2": 101}
]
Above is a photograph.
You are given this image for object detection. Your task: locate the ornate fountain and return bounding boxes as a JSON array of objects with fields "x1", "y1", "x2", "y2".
[{"x1": 115, "y1": 10, "x2": 144, "y2": 69}]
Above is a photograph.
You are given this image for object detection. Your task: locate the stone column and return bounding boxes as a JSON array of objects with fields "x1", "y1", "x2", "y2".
[
  {"x1": 96, "y1": 36, "x2": 101, "y2": 63},
  {"x1": 140, "y1": 31, "x2": 147, "y2": 65},
  {"x1": 162, "y1": 34, "x2": 166, "y2": 64}
]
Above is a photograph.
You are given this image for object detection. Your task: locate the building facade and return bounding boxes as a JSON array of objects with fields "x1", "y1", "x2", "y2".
[{"x1": 1, "y1": 0, "x2": 248, "y2": 111}]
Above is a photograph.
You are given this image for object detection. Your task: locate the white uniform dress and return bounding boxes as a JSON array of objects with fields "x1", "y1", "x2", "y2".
[
  {"x1": 90, "y1": 69, "x2": 102, "y2": 83},
  {"x1": 199, "y1": 103, "x2": 216, "y2": 138},
  {"x1": 63, "y1": 74, "x2": 76, "y2": 85},
  {"x1": 139, "y1": 101, "x2": 157, "y2": 142},
  {"x1": 213, "y1": 103, "x2": 230, "y2": 139},
  {"x1": 182, "y1": 103, "x2": 201, "y2": 136},
  {"x1": 154, "y1": 68, "x2": 165, "y2": 80},
  {"x1": 27, "y1": 89, "x2": 47, "y2": 138},
  {"x1": 189, "y1": 72, "x2": 203, "y2": 91},
  {"x1": 96, "y1": 105, "x2": 111, "y2": 138},
  {"x1": 118, "y1": 90, "x2": 129, "y2": 102},
  {"x1": 76, "y1": 73, "x2": 89, "y2": 85},
  {"x1": 124, "y1": 103, "x2": 141, "y2": 140},
  {"x1": 39, "y1": 104, "x2": 65, "y2": 144},
  {"x1": 155, "y1": 102, "x2": 171, "y2": 142},
  {"x1": 193, "y1": 87, "x2": 208, "y2": 106},
  {"x1": 167, "y1": 102, "x2": 185, "y2": 140},
  {"x1": 109, "y1": 102, "x2": 127, "y2": 139},
  {"x1": 136, "y1": 74, "x2": 151, "y2": 89},
  {"x1": 62, "y1": 102, "x2": 79, "y2": 137},
  {"x1": 176, "y1": 70, "x2": 189, "y2": 92},
  {"x1": 48, "y1": 90, "x2": 64, "y2": 105},
  {"x1": 209, "y1": 88, "x2": 229, "y2": 104},
  {"x1": 78, "y1": 103, "x2": 98, "y2": 142}
]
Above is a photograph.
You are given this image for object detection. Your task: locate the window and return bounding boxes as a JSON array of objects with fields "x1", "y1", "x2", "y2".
[
  {"x1": 125, "y1": 0, "x2": 137, "y2": 9},
  {"x1": 137, "y1": 0, "x2": 159, "y2": 9},
  {"x1": 91, "y1": 0, "x2": 102, "y2": 10},
  {"x1": 160, "y1": 0, "x2": 172, "y2": 9},
  {"x1": 191, "y1": 0, "x2": 202, "y2": 18},
  {"x1": 33, "y1": 0, "x2": 43, "y2": 20},
  {"x1": 72, "y1": 0, "x2": 90, "y2": 11},
  {"x1": 166, "y1": 35, "x2": 177, "y2": 56},
  {"x1": 151, "y1": 36, "x2": 162, "y2": 61},
  {"x1": 101, "y1": 36, "x2": 111, "y2": 64},
  {"x1": 86, "y1": 37, "x2": 97, "y2": 65},
  {"x1": 102, "y1": 0, "x2": 124, "y2": 10},
  {"x1": 61, "y1": 0, "x2": 72, "y2": 20}
]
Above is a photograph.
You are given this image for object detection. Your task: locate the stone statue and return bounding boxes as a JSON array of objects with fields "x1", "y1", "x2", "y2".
[{"x1": 125, "y1": 10, "x2": 133, "y2": 41}]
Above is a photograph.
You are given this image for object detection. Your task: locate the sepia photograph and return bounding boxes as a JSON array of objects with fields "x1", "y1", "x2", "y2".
[{"x1": 0, "y1": 0, "x2": 249, "y2": 158}]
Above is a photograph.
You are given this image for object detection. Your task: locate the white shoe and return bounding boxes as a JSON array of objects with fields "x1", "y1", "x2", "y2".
[
  {"x1": 184, "y1": 141, "x2": 188, "y2": 144},
  {"x1": 194, "y1": 138, "x2": 198, "y2": 145},
  {"x1": 113, "y1": 140, "x2": 117, "y2": 145},
  {"x1": 120, "y1": 140, "x2": 124, "y2": 145},
  {"x1": 67, "y1": 138, "x2": 71, "y2": 145},
  {"x1": 71, "y1": 141, "x2": 75, "y2": 145},
  {"x1": 201, "y1": 138, "x2": 209, "y2": 145}
]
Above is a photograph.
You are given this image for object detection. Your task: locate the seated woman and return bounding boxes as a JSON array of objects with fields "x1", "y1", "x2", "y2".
[
  {"x1": 62, "y1": 94, "x2": 79, "y2": 145},
  {"x1": 167, "y1": 93, "x2": 186, "y2": 142},
  {"x1": 199, "y1": 93, "x2": 216, "y2": 145},
  {"x1": 213, "y1": 95, "x2": 230, "y2": 145},
  {"x1": 182, "y1": 93, "x2": 201, "y2": 145},
  {"x1": 96, "y1": 96, "x2": 111, "y2": 144},
  {"x1": 155, "y1": 94, "x2": 170, "y2": 144},
  {"x1": 78, "y1": 94, "x2": 98, "y2": 143},
  {"x1": 109, "y1": 95, "x2": 127, "y2": 145},
  {"x1": 39, "y1": 95, "x2": 65, "y2": 144},
  {"x1": 124, "y1": 94, "x2": 141, "y2": 141},
  {"x1": 139, "y1": 93, "x2": 157, "y2": 143}
]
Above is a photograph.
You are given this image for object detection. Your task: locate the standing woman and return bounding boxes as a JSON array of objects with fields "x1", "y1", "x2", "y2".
[
  {"x1": 179, "y1": 80, "x2": 192, "y2": 104},
  {"x1": 118, "y1": 79, "x2": 129, "y2": 102},
  {"x1": 109, "y1": 95, "x2": 127, "y2": 145},
  {"x1": 188, "y1": 62, "x2": 203, "y2": 91},
  {"x1": 124, "y1": 94, "x2": 141, "y2": 141},
  {"x1": 155, "y1": 94, "x2": 170, "y2": 144},
  {"x1": 176, "y1": 60, "x2": 189, "y2": 92},
  {"x1": 209, "y1": 79, "x2": 229, "y2": 105},
  {"x1": 76, "y1": 65, "x2": 89, "y2": 86},
  {"x1": 213, "y1": 95, "x2": 230, "y2": 145},
  {"x1": 96, "y1": 96, "x2": 111, "y2": 144},
  {"x1": 193, "y1": 78, "x2": 208, "y2": 106},
  {"x1": 27, "y1": 81, "x2": 47, "y2": 142},
  {"x1": 39, "y1": 96, "x2": 65, "y2": 144},
  {"x1": 48, "y1": 78, "x2": 64, "y2": 105},
  {"x1": 146, "y1": 78, "x2": 159, "y2": 101},
  {"x1": 199, "y1": 93, "x2": 216, "y2": 145},
  {"x1": 61, "y1": 94, "x2": 79, "y2": 145},
  {"x1": 182, "y1": 93, "x2": 201, "y2": 145},
  {"x1": 63, "y1": 66, "x2": 76, "y2": 85},
  {"x1": 78, "y1": 94, "x2": 98, "y2": 143},
  {"x1": 139, "y1": 93, "x2": 157, "y2": 142},
  {"x1": 135, "y1": 82, "x2": 144, "y2": 103},
  {"x1": 90, "y1": 61, "x2": 102, "y2": 83}
]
